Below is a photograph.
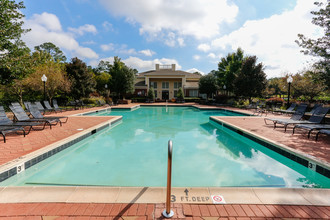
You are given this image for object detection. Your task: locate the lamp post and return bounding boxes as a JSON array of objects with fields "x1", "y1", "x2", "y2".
[
  {"x1": 41, "y1": 74, "x2": 47, "y2": 101},
  {"x1": 287, "y1": 75, "x2": 293, "y2": 108},
  {"x1": 223, "y1": 85, "x2": 226, "y2": 95}
]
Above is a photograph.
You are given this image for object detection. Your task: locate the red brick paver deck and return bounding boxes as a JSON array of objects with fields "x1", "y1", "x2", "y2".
[
  {"x1": 0, "y1": 106, "x2": 115, "y2": 165},
  {"x1": 0, "y1": 203, "x2": 329, "y2": 219},
  {"x1": 215, "y1": 113, "x2": 330, "y2": 164}
]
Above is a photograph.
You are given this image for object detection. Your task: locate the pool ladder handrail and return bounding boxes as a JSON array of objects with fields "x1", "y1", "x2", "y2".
[{"x1": 162, "y1": 140, "x2": 174, "y2": 218}]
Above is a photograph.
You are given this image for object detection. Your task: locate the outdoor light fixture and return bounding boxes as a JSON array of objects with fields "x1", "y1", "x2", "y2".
[
  {"x1": 41, "y1": 74, "x2": 47, "y2": 101},
  {"x1": 223, "y1": 85, "x2": 226, "y2": 95},
  {"x1": 105, "y1": 84, "x2": 108, "y2": 89},
  {"x1": 287, "y1": 75, "x2": 293, "y2": 108}
]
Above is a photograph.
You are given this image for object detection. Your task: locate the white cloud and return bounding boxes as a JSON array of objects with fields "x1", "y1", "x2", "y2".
[
  {"x1": 100, "y1": 56, "x2": 182, "y2": 72},
  {"x1": 68, "y1": 24, "x2": 97, "y2": 35},
  {"x1": 99, "y1": 0, "x2": 239, "y2": 46},
  {"x1": 22, "y1": 12, "x2": 99, "y2": 59},
  {"x1": 198, "y1": 43, "x2": 211, "y2": 52},
  {"x1": 210, "y1": 0, "x2": 323, "y2": 77},
  {"x1": 193, "y1": 55, "x2": 201, "y2": 60},
  {"x1": 82, "y1": 40, "x2": 96, "y2": 45},
  {"x1": 208, "y1": 53, "x2": 216, "y2": 59},
  {"x1": 102, "y1": 21, "x2": 114, "y2": 31},
  {"x1": 100, "y1": 43, "x2": 115, "y2": 51},
  {"x1": 73, "y1": 47, "x2": 99, "y2": 59},
  {"x1": 28, "y1": 12, "x2": 62, "y2": 31},
  {"x1": 139, "y1": 49, "x2": 156, "y2": 56},
  {"x1": 177, "y1": 37, "x2": 185, "y2": 47},
  {"x1": 186, "y1": 68, "x2": 205, "y2": 75}
]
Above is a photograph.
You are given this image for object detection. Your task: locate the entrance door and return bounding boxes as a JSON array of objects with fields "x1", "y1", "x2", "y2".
[{"x1": 162, "y1": 90, "x2": 169, "y2": 100}]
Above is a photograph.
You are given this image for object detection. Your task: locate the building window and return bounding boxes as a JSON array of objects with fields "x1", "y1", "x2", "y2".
[
  {"x1": 162, "y1": 82, "x2": 169, "y2": 89},
  {"x1": 150, "y1": 81, "x2": 157, "y2": 89},
  {"x1": 174, "y1": 82, "x2": 182, "y2": 89},
  {"x1": 174, "y1": 90, "x2": 178, "y2": 97},
  {"x1": 189, "y1": 90, "x2": 198, "y2": 97},
  {"x1": 154, "y1": 90, "x2": 157, "y2": 98}
]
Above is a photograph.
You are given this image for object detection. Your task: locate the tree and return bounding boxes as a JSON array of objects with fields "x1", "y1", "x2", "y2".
[
  {"x1": 296, "y1": 1, "x2": 330, "y2": 88},
  {"x1": 176, "y1": 87, "x2": 185, "y2": 101},
  {"x1": 0, "y1": 47, "x2": 34, "y2": 85},
  {"x1": 266, "y1": 77, "x2": 287, "y2": 98},
  {"x1": 291, "y1": 68, "x2": 326, "y2": 102},
  {"x1": 216, "y1": 48, "x2": 244, "y2": 93},
  {"x1": 0, "y1": 0, "x2": 31, "y2": 85},
  {"x1": 192, "y1": 71, "x2": 202, "y2": 76},
  {"x1": 147, "y1": 87, "x2": 155, "y2": 101},
  {"x1": 108, "y1": 56, "x2": 135, "y2": 99},
  {"x1": 66, "y1": 57, "x2": 96, "y2": 99},
  {"x1": 95, "y1": 72, "x2": 111, "y2": 94},
  {"x1": 233, "y1": 56, "x2": 267, "y2": 100},
  {"x1": 34, "y1": 42, "x2": 67, "y2": 63},
  {"x1": 0, "y1": 0, "x2": 29, "y2": 54},
  {"x1": 198, "y1": 74, "x2": 218, "y2": 99},
  {"x1": 24, "y1": 60, "x2": 71, "y2": 103}
]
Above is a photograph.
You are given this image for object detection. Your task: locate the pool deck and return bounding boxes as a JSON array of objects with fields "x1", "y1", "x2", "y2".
[{"x1": 0, "y1": 103, "x2": 329, "y2": 219}]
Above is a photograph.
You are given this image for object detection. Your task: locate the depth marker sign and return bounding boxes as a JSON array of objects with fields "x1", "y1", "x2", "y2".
[{"x1": 211, "y1": 195, "x2": 226, "y2": 204}]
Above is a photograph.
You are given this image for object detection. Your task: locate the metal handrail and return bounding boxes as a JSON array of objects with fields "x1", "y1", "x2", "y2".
[{"x1": 162, "y1": 140, "x2": 174, "y2": 218}]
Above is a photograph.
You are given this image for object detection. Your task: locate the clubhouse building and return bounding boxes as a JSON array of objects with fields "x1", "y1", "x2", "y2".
[{"x1": 134, "y1": 64, "x2": 201, "y2": 100}]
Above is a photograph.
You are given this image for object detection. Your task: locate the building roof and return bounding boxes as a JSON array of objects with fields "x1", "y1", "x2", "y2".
[{"x1": 137, "y1": 70, "x2": 201, "y2": 79}]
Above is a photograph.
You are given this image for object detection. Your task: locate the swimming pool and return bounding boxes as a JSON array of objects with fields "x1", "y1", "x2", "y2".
[{"x1": 1, "y1": 106, "x2": 329, "y2": 187}]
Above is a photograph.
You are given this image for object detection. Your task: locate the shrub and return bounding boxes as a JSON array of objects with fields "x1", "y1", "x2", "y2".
[
  {"x1": 147, "y1": 87, "x2": 155, "y2": 101},
  {"x1": 177, "y1": 87, "x2": 184, "y2": 100}
]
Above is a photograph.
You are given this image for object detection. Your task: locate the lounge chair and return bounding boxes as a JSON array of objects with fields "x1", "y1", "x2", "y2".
[
  {"x1": 0, "y1": 126, "x2": 25, "y2": 143},
  {"x1": 35, "y1": 101, "x2": 53, "y2": 114},
  {"x1": 23, "y1": 101, "x2": 32, "y2": 111},
  {"x1": 264, "y1": 104, "x2": 308, "y2": 131},
  {"x1": 52, "y1": 99, "x2": 65, "y2": 112},
  {"x1": 306, "y1": 103, "x2": 323, "y2": 115},
  {"x1": 293, "y1": 124, "x2": 330, "y2": 138},
  {"x1": 0, "y1": 106, "x2": 41, "y2": 134},
  {"x1": 29, "y1": 103, "x2": 68, "y2": 124},
  {"x1": 316, "y1": 129, "x2": 330, "y2": 141},
  {"x1": 270, "y1": 106, "x2": 330, "y2": 132},
  {"x1": 9, "y1": 105, "x2": 57, "y2": 129},
  {"x1": 273, "y1": 103, "x2": 297, "y2": 114},
  {"x1": 43, "y1": 100, "x2": 60, "y2": 113}
]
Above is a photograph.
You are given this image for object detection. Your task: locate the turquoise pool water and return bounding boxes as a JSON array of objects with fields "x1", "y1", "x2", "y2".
[{"x1": 2, "y1": 107, "x2": 329, "y2": 187}]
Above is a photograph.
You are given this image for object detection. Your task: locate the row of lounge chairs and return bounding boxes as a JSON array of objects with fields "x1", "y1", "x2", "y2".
[
  {"x1": 0, "y1": 102, "x2": 69, "y2": 143},
  {"x1": 249, "y1": 102, "x2": 323, "y2": 117},
  {"x1": 264, "y1": 104, "x2": 330, "y2": 140}
]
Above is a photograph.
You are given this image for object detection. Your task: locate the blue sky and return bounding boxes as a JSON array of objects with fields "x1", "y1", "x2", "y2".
[{"x1": 21, "y1": 0, "x2": 323, "y2": 78}]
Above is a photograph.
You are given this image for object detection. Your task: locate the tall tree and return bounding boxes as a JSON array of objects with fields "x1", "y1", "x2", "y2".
[
  {"x1": 216, "y1": 48, "x2": 244, "y2": 93},
  {"x1": 34, "y1": 42, "x2": 67, "y2": 62},
  {"x1": 24, "y1": 60, "x2": 71, "y2": 103},
  {"x1": 198, "y1": 73, "x2": 218, "y2": 99},
  {"x1": 296, "y1": 1, "x2": 330, "y2": 88},
  {"x1": 108, "y1": 56, "x2": 135, "y2": 99},
  {"x1": 233, "y1": 56, "x2": 267, "y2": 100},
  {"x1": 291, "y1": 68, "x2": 326, "y2": 102},
  {"x1": 0, "y1": 0, "x2": 31, "y2": 85},
  {"x1": 66, "y1": 57, "x2": 96, "y2": 99},
  {"x1": 266, "y1": 77, "x2": 287, "y2": 98},
  {"x1": 0, "y1": 0, "x2": 29, "y2": 54}
]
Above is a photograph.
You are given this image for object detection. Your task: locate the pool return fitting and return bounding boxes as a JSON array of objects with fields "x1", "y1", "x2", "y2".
[{"x1": 162, "y1": 140, "x2": 174, "y2": 218}]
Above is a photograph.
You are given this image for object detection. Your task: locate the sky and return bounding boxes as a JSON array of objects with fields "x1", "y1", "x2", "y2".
[{"x1": 21, "y1": 0, "x2": 324, "y2": 78}]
